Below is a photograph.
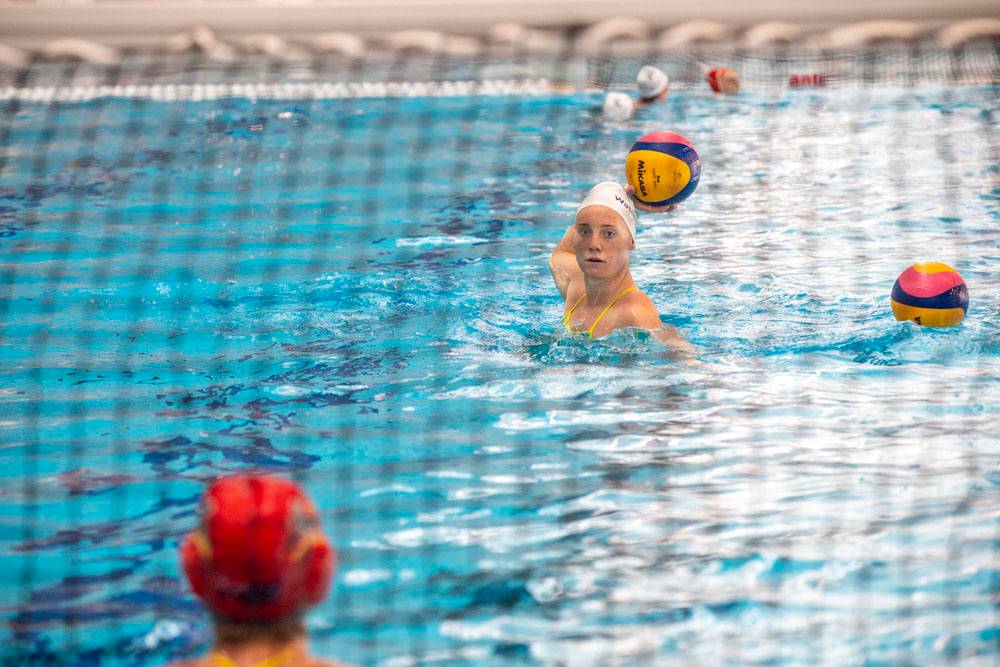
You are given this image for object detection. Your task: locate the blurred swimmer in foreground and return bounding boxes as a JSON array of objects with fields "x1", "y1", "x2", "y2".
[
  {"x1": 168, "y1": 475, "x2": 348, "y2": 667},
  {"x1": 549, "y1": 182, "x2": 694, "y2": 353}
]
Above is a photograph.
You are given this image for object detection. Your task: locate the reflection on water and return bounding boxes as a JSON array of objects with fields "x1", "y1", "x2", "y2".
[{"x1": 0, "y1": 72, "x2": 997, "y2": 665}]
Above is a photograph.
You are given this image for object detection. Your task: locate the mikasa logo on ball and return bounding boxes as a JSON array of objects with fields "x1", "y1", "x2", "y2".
[
  {"x1": 637, "y1": 161, "x2": 663, "y2": 194},
  {"x1": 636, "y1": 160, "x2": 649, "y2": 196}
]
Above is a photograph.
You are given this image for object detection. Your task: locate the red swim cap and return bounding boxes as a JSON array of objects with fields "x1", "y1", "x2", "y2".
[
  {"x1": 181, "y1": 475, "x2": 335, "y2": 623},
  {"x1": 707, "y1": 67, "x2": 736, "y2": 92}
]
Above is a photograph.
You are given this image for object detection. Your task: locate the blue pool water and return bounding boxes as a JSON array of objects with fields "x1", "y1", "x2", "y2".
[{"x1": 0, "y1": 67, "x2": 998, "y2": 665}]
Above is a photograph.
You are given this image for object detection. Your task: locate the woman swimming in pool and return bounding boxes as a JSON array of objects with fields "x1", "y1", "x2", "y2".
[
  {"x1": 167, "y1": 475, "x2": 347, "y2": 667},
  {"x1": 549, "y1": 182, "x2": 693, "y2": 351}
]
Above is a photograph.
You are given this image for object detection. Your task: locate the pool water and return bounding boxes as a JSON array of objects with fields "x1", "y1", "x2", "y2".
[{"x1": 0, "y1": 64, "x2": 998, "y2": 666}]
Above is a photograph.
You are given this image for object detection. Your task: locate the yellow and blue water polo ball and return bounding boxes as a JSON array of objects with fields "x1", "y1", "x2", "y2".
[
  {"x1": 625, "y1": 131, "x2": 700, "y2": 207},
  {"x1": 890, "y1": 262, "x2": 969, "y2": 327}
]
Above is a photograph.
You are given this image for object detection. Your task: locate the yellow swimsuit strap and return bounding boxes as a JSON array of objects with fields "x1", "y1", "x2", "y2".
[
  {"x1": 562, "y1": 292, "x2": 588, "y2": 332},
  {"x1": 563, "y1": 286, "x2": 638, "y2": 338},
  {"x1": 209, "y1": 647, "x2": 297, "y2": 667},
  {"x1": 588, "y1": 286, "x2": 637, "y2": 338}
]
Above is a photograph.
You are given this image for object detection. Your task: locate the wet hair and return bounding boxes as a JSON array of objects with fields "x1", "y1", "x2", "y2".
[{"x1": 214, "y1": 615, "x2": 306, "y2": 645}]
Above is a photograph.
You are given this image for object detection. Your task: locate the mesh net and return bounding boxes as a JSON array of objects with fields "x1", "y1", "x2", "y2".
[{"x1": 0, "y1": 43, "x2": 998, "y2": 665}]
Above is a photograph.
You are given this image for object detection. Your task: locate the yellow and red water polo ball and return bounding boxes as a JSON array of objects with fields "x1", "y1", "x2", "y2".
[
  {"x1": 890, "y1": 262, "x2": 969, "y2": 327},
  {"x1": 625, "y1": 131, "x2": 700, "y2": 208}
]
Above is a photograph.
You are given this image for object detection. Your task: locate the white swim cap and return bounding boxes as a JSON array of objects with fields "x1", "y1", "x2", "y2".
[
  {"x1": 577, "y1": 181, "x2": 637, "y2": 243},
  {"x1": 636, "y1": 65, "x2": 669, "y2": 100},
  {"x1": 602, "y1": 91, "x2": 635, "y2": 121}
]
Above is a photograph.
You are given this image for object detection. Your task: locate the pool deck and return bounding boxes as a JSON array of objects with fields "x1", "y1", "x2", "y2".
[{"x1": 0, "y1": 0, "x2": 997, "y2": 49}]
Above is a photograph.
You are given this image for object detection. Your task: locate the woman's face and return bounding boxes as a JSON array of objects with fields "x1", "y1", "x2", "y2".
[
  {"x1": 718, "y1": 69, "x2": 740, "y2": 93},
  {"x1": 573, "y1": 205, "x2": 633, "y2": 279}
]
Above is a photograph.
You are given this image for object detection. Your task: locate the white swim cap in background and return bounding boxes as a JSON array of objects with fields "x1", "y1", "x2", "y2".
[
  {"x1": 577, "y1": 181, "x2": 637, "y2": 243},
  {"x1": 636, "y1": 65, "x2": 669, "y2": 100},
  {"x1": 602, "y1": 92, "x2": 635, "y2": 121}
]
